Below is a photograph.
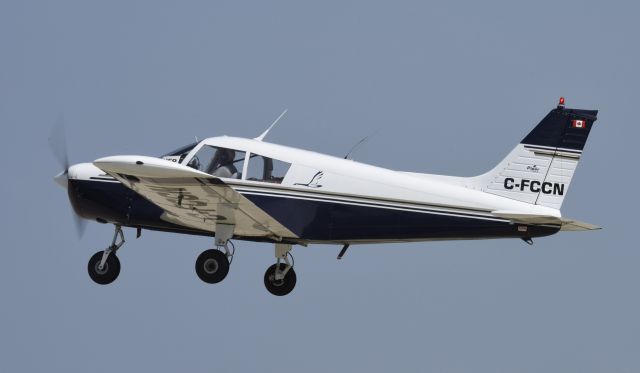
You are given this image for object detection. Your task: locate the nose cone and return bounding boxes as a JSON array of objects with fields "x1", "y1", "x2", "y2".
[
  {"x1": 54, "y1": 163, "x2": 86, "y2": 189},
  {"x1": 54, "y1": 170, "x2": 68, "y2": 188}
]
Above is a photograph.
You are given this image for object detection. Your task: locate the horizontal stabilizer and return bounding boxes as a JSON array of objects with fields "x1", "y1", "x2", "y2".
[
  {"x1": 491, "y1": 210, "x2": 600, "y2": 231},
  {"x1": 491, "y1": 210, "x2": 561, "y2": 225},
  {"x1": 559, "y1": 218, "x2": 601, "y2": 231}
]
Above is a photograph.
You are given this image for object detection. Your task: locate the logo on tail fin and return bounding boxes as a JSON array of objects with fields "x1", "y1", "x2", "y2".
[{"x1": 572, "y1": 119, "x2": 586, "y2": 129}]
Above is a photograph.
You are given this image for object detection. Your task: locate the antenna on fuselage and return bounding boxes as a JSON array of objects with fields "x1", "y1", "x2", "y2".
[
  {"x1": 255, "y1": 109, "x2": 288, "y2": 141},
  {"x1": 344, "y1": 133, "x2": 376, "y2": 160}
]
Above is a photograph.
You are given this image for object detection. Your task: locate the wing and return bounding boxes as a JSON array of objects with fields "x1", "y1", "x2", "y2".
[
  {"x1": 492, "y1": 210, "x2": 601, "y2": 231},
  {"x1": 94, "y1": 155, "x2": 297, "y2": 240}
]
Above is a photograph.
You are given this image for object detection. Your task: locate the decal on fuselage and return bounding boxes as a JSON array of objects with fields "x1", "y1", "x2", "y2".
[
  {"x1": 294, "y1": 171, "x2": 324, "y2": 188},
  {"x1": 503, "y1": 178, "x2": 565, "y2": 195},
  {"x1": 162, "y1": 156, "x2": 181, "y2": 163}
]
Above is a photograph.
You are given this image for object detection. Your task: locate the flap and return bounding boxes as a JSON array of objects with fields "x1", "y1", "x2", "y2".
[{"x1": 94, "y1": 155, "x2": 297, "y2": 239}]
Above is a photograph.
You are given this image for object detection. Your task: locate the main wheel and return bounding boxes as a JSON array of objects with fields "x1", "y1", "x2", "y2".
[
  {"x1": 195, "y1": 249, "x2": 230, "y2": 284},
  {"x1": 264, "y1": 263, "x2": 297, "y2": 296},
  {"x1": 88, "y1": 251, "x2": 121, "y2": 285}
]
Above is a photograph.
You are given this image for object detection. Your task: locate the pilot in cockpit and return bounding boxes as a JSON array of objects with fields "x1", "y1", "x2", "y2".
[{"x1": 209, "y1": 148, "x2": 239, "y2": 178}]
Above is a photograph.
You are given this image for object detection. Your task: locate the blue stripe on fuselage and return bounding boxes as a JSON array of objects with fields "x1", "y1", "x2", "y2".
[{"x1": 240, "y1": 192, "x2": 560, "y2": 241}]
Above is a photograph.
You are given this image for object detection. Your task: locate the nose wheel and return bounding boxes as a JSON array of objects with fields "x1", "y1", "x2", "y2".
[
  {"x1": 88, "y1": 251, "x2": 121, "y2": 284},
  {"x1": 87, "y1": 224, "x2": 124, "y2": 285}
]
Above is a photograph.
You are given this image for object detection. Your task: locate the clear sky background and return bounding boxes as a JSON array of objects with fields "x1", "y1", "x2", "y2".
[{"x1": 1, "y1": 1, "x2": 638, "y2": 372}]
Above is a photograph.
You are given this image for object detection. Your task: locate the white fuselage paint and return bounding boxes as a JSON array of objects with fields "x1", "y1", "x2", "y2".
[{"x1": 69, "y1": 136, "x2": 562, "y2": 225}]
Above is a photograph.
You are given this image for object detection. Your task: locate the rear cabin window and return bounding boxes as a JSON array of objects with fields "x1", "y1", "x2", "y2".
[
  {"x1": 187, "y1": 145, "x2": 246, "y2": 179},
  {"x1": 246, "y1": 153, "x2": 291, "y2": 184}
]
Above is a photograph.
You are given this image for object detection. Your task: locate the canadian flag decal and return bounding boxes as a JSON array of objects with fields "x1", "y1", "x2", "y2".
[{"x1": 572, "y1": 119, "x2": 586, "y2": 129}]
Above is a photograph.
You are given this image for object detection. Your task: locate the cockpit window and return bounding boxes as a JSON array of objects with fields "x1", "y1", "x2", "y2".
[
  {"x1": 246, "y1": 153, "x2": 291, "y2": 184},
  {"x1": 187, "y1": 145, "x2": 246, "y2": 179},
  {"x1": 161, "y1": 142, "x2": 198, "y2": 164}
]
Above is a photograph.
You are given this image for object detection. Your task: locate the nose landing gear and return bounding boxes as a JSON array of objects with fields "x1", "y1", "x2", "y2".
[{"x1": 87, "y1": 224, "x2": 125, "y2": 285}]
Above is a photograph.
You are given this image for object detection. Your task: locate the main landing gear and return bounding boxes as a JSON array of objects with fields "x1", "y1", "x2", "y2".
[
  {"x1": 193, "y1": 224, "x2": 297, "y2": 295},
  {"x1": 264, "y1": 243, "x2": 296, "y2": 296},
  {"x1": 88, "y1": 224, "x2": 124, "y2": 285},
  {"x1": 194, "y1": 240, "x2": 297, "y2": 296},
  {"x1": 195, "y1": 224, "x2": 234, "y2": 284},
  {"x1": 195, "y1": 241, "x2": 234, "y2": 284}
]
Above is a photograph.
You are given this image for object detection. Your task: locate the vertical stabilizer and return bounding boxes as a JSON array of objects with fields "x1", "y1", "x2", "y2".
[{"x1": 469, "y1": 99, "x2": 598, "y2": 209}]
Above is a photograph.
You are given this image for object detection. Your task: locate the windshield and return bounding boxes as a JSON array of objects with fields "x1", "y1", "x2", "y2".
[{"x1": 161, "y1": 142, "x2": 198, "y2": 164}]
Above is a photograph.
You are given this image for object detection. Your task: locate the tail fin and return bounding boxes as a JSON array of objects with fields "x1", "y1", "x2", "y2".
[{"x1": 469, "y1": 99, "x2": 598, "y2": 209}]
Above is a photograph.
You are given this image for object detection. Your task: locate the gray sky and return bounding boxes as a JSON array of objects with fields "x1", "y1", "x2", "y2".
[{"x1": 1, "y1": 1, "x2": 638, "y2": 372}]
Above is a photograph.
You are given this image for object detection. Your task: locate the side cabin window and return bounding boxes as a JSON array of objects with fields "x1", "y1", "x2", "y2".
[
  {"x1": 246, "y1": 153, "x2": 291, "y2": 184},
  {"x1": 187, "y1": 145, "x2": 245, "y2": 179}
]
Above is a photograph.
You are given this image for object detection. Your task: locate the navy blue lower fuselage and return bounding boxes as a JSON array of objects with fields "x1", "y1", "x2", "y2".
[{"x1": 68, "y1": 179, "x2": 559, "y2": 243}]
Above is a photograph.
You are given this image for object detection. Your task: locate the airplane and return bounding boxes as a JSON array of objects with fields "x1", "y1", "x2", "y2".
[{"x1": 52, "y1": 97, "x2": 600, "y2": 296}]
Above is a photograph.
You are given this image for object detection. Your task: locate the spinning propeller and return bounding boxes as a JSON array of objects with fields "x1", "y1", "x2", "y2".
[{"x1": 48, "y1": 115, "x2": 87, "y2": 238}]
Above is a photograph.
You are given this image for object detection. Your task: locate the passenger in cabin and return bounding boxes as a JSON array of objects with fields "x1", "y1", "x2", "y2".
[{"x1": 209, "y1": 148, "x2": 239, "y2": 178}]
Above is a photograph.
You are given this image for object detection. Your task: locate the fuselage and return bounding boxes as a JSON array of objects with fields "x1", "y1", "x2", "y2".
[{"x1": 64, "y1": 136, "x2": 561, "y2": 244}]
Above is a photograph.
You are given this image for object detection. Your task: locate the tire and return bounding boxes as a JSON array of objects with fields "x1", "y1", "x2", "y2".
[
  {"x1": 195, "y1": 249, "x2": 230, "y2": 284},
  {"x1": 263, "y1": 263, "x2": 296, "y2": 296},
  {"x1": 88, "y1": 251, "x2": 121, "y2": 285}
]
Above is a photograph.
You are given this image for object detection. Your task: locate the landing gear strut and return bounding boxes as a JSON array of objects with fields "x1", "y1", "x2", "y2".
[
  {"x1": 87, "y1": 224, "x2": 124, "y2": 285},
  {"x1": 264, "y1": 243, "x2": 297, "y2": 296},
  {"x1": 195, "y1": 224, "x2": 234, "y2": 284}
]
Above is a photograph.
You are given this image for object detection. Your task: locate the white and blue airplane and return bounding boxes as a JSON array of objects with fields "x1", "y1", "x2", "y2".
[{"x1": 52, "y1": 98, "x2": 599, "y2": 296}]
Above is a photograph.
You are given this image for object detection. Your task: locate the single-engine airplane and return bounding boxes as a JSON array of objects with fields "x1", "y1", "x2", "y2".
[{"x1": 52, "y1": 98, "x2": 600, "y2": 296}]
